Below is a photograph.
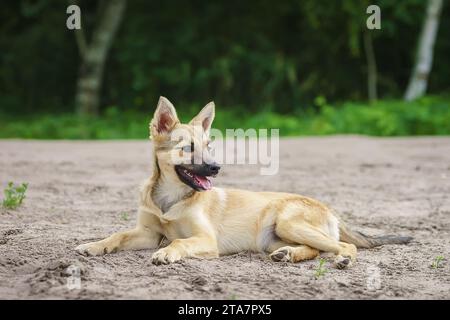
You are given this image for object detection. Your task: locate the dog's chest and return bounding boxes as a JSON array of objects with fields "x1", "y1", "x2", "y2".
[
  {"x1": 152, "y1": 182, "x2": 192, "y2": 214},
  {"x1": 159, "y1": 219, "x2": 191, "y2": 241},
  {"x1": 155, "y1": 206, "x2": 209, "y2": 241},
  {"x1": 153, "y1": 192, "x2": 181, "y2": 214}
]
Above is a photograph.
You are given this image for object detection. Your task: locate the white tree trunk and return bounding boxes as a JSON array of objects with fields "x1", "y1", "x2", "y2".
[
  {"x1": 404, "y1": 0, "x2": 443, "y2": 101},
  {"x1": 75, "y1": 0, "x2": 126, "y2": 116}
]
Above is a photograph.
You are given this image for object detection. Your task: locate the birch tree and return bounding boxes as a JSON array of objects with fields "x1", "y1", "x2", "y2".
[
  {"x1": 74, "y1": 0, "x2": 127, "y2": 116},
  {"x1": 404, "y1": 0, "x2": 443, "y2": 101}
]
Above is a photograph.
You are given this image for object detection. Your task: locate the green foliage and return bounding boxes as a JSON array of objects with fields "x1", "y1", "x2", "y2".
[
  {"x1": 2, "y1": 182, "x2": 28, "y2": 209},
  {"x1": 304, "y1": 96, "x2": 450, "y2": 136},
  {"x1": 120, "y1": 212, "x2": 130, "y2": 221},
  {"x1": 0, "y1": 97, "x2": 448, "y2": 139},
  {"x1": 314, "y1": 258, "x2": 328, "y2": 279},
  {"x1": 0, "y1": 0, "x2": 448, "y2": 115},
  {"x1": 431, "y1": 256, "x2": 444, "y2": 269}
]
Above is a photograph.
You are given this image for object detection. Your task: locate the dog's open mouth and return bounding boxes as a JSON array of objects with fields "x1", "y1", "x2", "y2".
[{"x1": 175, "y1": 165, "x2": 213, "y2": 191}]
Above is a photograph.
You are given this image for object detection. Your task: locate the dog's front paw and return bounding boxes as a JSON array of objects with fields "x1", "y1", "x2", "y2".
[
  {"x1": 75, "y1": 242, "x2": 107, "y2": 256},
  {"x1": 151, "y1": 247, "x2": 182, "y2": 265}
]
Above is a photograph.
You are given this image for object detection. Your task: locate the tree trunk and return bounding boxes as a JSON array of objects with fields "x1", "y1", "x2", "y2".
[
  {"x1": 75, "y1": 0, "x2": 126, "y2": 116},
  {"x1": 363, "y1": 31, "x2": 378, "y2": 103},
  {"x1": 404, "y1": 0, "x2": 443, "y2": 101}
]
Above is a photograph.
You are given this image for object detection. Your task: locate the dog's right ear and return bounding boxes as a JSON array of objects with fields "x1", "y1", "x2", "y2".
[{"x1": 150, "y1": 97, "x2": 179, "y2": 138}]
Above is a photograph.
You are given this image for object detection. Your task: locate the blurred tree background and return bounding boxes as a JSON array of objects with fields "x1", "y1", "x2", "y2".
[{"x1": 0, "y1": 0, "x2": 449, "y2": 138}]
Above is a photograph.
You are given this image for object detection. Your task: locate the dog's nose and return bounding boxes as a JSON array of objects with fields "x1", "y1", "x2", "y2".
[{"x1": 208, "y1": 163, "x2": 221, "y2": 175}]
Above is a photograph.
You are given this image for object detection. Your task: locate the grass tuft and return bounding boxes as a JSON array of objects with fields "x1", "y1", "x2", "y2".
[
  {"x1": 2, "y1": 182, "x2": 28, "y2": 209},
  {"x1": 314, "y1": 258, "x2": 328, "y2": 279}
]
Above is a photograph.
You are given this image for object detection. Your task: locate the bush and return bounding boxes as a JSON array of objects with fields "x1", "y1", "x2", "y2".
[
  {"x1": 0, "y1": 96, "x2": 449, "y2": 139},
  {"x1": 306, "y1": 96, "x2": 450, "y2": 136}
]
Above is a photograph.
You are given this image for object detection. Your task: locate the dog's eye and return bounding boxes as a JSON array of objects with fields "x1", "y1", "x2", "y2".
[{"x1": 182, "y1": 143, "x2": 194, "y2": 153}]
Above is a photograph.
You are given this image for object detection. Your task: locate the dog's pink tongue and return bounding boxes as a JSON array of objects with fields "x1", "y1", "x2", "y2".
[{"x1": 196, "y1": 175, "x2": 212, "y2": 190}]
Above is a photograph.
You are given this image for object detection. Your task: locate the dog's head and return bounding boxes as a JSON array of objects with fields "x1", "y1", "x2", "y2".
[{"x1": 150, "y1": 97, "x2": 220, "y2": 191}]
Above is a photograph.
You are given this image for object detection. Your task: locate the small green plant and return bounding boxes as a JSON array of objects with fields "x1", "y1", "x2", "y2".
[
  {"x1": 120, "y1": 212, "x2": 130, "y2": 221},
  {"x1": 2, "y1": 182, "x2": 28, "y2": 209},
  {"x1": 314, "y1": 258, "x2": 328, "y2": 279},
  {"x1": 431, "y1": 256, "x2": 444, "y2": 269}
]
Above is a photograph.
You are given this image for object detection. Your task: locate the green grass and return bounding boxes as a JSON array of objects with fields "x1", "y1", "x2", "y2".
[
  {"x1": 431, "y1": 256, "x2": 444, "y2": 269},
  {"x1": 0, "y1": 96, "x2": 449, "y2": 139},
  {"x1": 2, "y1": 182, "x2": 28, "y2": 209},
  {"x1": 314, "y1": 258, "x2": 328, "y2": 279},
  {"x1": 120, "y1": 212, "x2": 130, "y2": 221}
]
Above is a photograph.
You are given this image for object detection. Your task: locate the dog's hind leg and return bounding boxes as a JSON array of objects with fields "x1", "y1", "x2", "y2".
[
  {"x1": 268, "y1": 241, "x2": 320, "y2": 263},
  {"x1": 275, "y1": 215, "x2": 357, "y2": 269},
  {"x1": 75, "y1": 227, "x2": 162, "y2": 256}
]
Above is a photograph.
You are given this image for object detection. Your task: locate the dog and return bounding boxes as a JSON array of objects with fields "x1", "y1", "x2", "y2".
[{"x1": 75, "y1": 97, "x2": 412, "y2": 268}]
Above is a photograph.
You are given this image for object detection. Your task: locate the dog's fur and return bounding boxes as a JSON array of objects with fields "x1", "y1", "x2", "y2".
[{"x1": 76, "y1": 97, "x2": 412, "y2": 268}]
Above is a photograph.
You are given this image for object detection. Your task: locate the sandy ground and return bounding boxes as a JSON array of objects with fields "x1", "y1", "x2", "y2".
[{"x1": 0, "y1": 137, "x2": 449, "y2": 300}]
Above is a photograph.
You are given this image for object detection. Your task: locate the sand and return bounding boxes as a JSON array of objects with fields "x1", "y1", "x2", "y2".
[{"x1": 0, "y1": 136, "x2": 449, "y2": 299}]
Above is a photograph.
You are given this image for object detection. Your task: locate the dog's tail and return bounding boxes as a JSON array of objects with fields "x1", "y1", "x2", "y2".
[{"x1": 339, "y1": 222, "x2": 413, "y2": 248}]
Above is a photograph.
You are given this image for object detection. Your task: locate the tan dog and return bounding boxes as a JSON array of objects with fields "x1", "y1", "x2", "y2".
[{"x1": 75, "y1": 97, "x2": 412, "y2": 268}]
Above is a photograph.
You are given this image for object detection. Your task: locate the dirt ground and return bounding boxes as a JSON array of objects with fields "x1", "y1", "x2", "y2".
[{"x1": 0, "y1": 137, "x2": 449, "y2": 299}]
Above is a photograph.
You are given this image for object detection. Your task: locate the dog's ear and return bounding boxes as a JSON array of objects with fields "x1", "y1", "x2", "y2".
[
  {"x1": 189, "y1": 102, "x2": 215, "y2": 134},
  {"x1": 150, "y1": 96, "x2": 179, "y2": 137}
]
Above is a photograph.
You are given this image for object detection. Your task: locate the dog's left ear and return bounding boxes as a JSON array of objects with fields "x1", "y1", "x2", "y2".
[{"x1": 189, "y1": 102, "x2": 215, "y2": 134}]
